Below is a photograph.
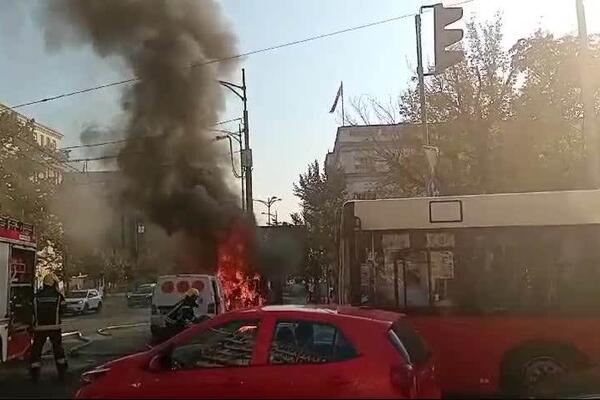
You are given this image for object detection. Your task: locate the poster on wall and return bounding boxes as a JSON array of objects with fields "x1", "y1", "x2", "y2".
[
  {"x1": 430, "y1": 250, "x2": 455, "y2": 279},
  {"x1": 426, "y1": 232, "x2": 455, "y2": 248},
  {"x1": 382, "y1": 233, "x2": 410, "y2": 251}
]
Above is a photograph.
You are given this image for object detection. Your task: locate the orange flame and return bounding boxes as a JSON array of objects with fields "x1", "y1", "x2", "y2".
[{"x1": 216, "y1": 220, "x2": 265, "y2": 310}]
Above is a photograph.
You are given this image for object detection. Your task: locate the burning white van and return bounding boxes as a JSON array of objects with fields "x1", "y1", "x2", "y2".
[{"x1": 150, "y1": 274, "x2": 225, "y2": 338}]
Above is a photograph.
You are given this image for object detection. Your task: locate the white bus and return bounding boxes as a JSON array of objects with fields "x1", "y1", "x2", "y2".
[{"x1": 337, "y1": 189, "x2": 600, "y2": 395}]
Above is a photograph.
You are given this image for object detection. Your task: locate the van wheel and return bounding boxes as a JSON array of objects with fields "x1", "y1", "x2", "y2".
[
  {"x1": 81, "y1": 304, "x2": 89, "y2": 315},
  {"x1": 96, "y1": 302, "x2": 102, "y2": 313},
  {"x1": 500, "y1": 342, "x2": 588, "y2": 396}
]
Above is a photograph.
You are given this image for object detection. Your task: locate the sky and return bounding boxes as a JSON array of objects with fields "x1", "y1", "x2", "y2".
[{"x1": 1, "y1": 0, "x2": 600, "y2": 225}]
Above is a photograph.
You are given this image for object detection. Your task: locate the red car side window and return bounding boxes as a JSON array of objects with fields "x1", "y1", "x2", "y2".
[
  {"x1": 269, "y1": 320, "x2": 357, "y2": 365},
  {"x1": 171, "y1": 320, "x2": 260, "y2": 369}
]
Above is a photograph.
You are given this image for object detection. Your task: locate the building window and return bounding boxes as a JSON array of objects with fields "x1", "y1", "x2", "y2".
[
  {"x1": 354, "y1": 155, "x2": 375, "y2": 173},
  {"x1": 354, "y1": 191, "x2": 377, "y2": 200}
]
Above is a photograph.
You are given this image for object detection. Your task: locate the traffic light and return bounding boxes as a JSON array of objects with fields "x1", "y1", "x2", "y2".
[{"x1": 433, "y1": 3, "x2": 464, "y2": 74}]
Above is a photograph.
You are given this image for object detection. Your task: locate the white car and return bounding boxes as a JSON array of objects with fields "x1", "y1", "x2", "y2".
[{"x1": 64, "y1": 289, "x2": 103, "y2": 314}]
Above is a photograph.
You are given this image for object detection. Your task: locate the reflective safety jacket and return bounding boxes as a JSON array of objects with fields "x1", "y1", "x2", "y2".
[
  {"x1": 165, "y1": 297, "x2": 197, "y2": 329},
  {"x1": 33, "y1": 286, "x2": 66, "y2": 331}
]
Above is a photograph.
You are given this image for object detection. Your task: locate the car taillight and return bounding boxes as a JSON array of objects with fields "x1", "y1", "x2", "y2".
[
  {"x1": 151, "y1": 305, "x2": 157, "y2": 315},
  {"x1": 81, "y1": 367, "x2": 110, "y2": 385},
  {"x1": 390, "y1": 363, "x2": 417, "y2": 398},
  {"x1": 207, "y1": 303, "x2": 216, "y2": 314}
]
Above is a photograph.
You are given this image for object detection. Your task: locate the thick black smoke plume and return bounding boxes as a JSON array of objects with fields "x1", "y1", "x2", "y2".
[{"x1": 42, "y1": 0, "x2": 242, "y2": 250}]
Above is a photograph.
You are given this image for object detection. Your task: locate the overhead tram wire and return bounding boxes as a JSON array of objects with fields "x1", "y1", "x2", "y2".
[
  {"x1": 7, "y1": 11, "x2": 427, "y2": 111},
  {"x1": 60, "y1": 117, "x2": 242, "y2": 151},
  {"x1": 11, "y1": 135, "x2": 81, "y2": 173},
  {"x1": 67, "y1": 135, "x2": 227, "y2": 163},
  {"x1": 6, "y1": 0, "x2": 475, "y2": 174},
  {"x1": 5, "y1": 0, "x2": 474, "y2": 112}
]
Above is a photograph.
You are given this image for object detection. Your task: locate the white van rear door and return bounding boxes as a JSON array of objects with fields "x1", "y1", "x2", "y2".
[{"x1": 155, "y1": 275, "x2": 211, "y2": 315}]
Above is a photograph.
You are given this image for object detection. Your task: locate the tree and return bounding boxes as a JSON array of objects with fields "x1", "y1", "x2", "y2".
[
  {"x1": 0, "y1": 111, "x2": 64, "y2": 269},
  {"x1": 292, "y1": 160, "x2": 346, "y2": 282},
  {"x1": 344, "y1": 15, "x2": 600, "y2": 197}
]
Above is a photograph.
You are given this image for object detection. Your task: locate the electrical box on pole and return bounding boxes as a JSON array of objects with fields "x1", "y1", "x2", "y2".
[{"x1": 433, "y1": 3, "x2": 464, "y2": 74}]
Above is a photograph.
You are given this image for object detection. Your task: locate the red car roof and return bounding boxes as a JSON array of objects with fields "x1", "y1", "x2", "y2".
[{"x1": 229, "y1": 304, "x2": 404, "y2": 324}]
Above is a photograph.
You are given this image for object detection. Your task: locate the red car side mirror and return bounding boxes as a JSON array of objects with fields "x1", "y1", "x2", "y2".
[
  {"x1": 148, "y1": 345, "x2": 175, "y2": 372},
  {"x1": 148, "y1": 354, "x2": 164, "y2": 372}
]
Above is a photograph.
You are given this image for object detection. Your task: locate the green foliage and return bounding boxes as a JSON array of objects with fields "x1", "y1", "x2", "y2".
[
  {"x1": 292, "y1": 160, "x2": 346, "y2": 280},
  {"x1": 0, "y1": 111, "x2": 64, "y2": 260},
  {"x1": 347, "y1": 15, "x2": 600, "y2": 196}
]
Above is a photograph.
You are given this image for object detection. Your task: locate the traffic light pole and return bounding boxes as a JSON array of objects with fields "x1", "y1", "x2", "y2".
[
  {"x1": 576, "y1": 0, "x2": 599, "y2": 188},
  {"x1": 415, "y1": 13, "x2": 435, "y2": 196},
  {"x1": 415, "y1": 13, "x2": 429, "y2": 146}
]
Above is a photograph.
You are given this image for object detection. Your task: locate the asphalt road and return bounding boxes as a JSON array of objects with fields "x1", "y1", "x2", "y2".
[{"x1": 0, "y1": 294, "x2": 152, "y2": 399}]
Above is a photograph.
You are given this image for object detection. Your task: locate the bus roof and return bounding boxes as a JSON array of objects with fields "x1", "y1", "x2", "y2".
[{"x1": 347, "y1": 189, "x2": 600, "y2": 231}]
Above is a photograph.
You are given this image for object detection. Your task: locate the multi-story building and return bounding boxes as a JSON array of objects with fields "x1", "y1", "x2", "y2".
[
  {"x1": 1, "y1": 102, "x2": 66, "y2": 183},
  {"x1": 325, "y1": 124, "x2": 417, "y2": 199},
  {"x1": 0, "y1": 103, "x2": 63, "y2": 149}
]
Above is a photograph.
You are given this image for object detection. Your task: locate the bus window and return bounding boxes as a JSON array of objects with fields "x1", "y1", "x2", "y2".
[{"x1": 355, "y1": 225, "x2": 600, "y2": 315}]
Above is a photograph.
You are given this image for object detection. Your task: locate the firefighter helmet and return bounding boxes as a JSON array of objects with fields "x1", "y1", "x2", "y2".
[
  {"x1": 185, "y1": 288, "x2": 200, "y2": 298},
  {"x1": 42, "y1": 272, "x2": 59, "y2": 287}
]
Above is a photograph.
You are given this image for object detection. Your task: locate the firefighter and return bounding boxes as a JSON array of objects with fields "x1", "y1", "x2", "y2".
[
  {"x1": 29, "y1": 272, "x2": 67, "y2": 382},
  {"x1": 164, "y1": 288, "x2": 201, "y2": 339}
]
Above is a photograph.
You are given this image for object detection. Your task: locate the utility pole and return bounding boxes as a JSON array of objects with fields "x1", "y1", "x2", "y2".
[
  {"x1": 214, "y1": 127, "x2": 244, "y2": 210},
  {"x1": 242, "y1": 69, "x2": 253, "y2": 214},
  {"x1": 219, "y1": 70, "x2": 253, "y2": 214},
  {"x1": 415, "y1": 13, "x2": 429, "y2": 147},
  {"x1": 239, "y1": 124, "x2": 245, "y2": 211},
  {"x1": 254, "y1": 196, "x2": 281, "y2": 226},
  {"x1": 577, "y1": 0, "x2": 599, "y2": 188}
]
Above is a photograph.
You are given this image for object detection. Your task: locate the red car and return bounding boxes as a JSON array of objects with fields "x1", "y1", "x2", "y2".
[{"x1": 76, "y1": 305, "x2": 440, "y2": 399}]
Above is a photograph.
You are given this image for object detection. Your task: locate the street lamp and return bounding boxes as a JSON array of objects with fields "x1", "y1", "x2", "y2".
[
  {"x1": 254, "y1": 196, "x2": 282, "y2": 226},
  {"x1": 218, "y1": 69, "x2": 253, "y2": 214}
]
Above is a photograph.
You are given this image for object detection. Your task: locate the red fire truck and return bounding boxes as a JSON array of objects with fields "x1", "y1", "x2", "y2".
[{"x1": 0, "y1": 216, "x2": 36, "y2": 363}]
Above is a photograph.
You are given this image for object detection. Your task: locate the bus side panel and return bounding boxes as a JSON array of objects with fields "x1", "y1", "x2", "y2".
[
  {"x1": 409, "y1": 315, "x2": 600, "y2": 395},
  {"x1": 0, "y1": 243, "x2": 8, "y2": 322}
]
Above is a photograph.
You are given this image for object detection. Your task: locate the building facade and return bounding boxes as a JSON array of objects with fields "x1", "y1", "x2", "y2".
[
  {"x1": 0, "y1": 103, "x2": 63, "y2": 149},
  {"x1": 325, "y1": 124, "x2": 415, "y2": 199},
  {"x1": 1, "y1": 103, "x2": 65, "y2": 183}
]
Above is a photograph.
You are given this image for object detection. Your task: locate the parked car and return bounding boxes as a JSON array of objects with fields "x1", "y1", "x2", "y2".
[
  {"x1": 150, "y1": 274, "x2": 225, "y2": 339},
  {"x1": 75, "y1": 305, "x2": 440, "y2": 399},
  {"x1": 64, "y1": 289, "x2": 103, "y2": 314},
  {"x1": 126, "y1": 283, "x2": 156, "y2": 308}
]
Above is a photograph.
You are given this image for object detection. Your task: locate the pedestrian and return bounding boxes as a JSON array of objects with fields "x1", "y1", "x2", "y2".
[
  {"x1": 405, "y1": 270, "x2": 429, "y2": 307},
  {"x1": 164, "y1": 288, "x2": 202, "y2": 339},
  {"x1": 306, "y1": 279, "x2": 316, "y2": 304},
  {"x1": 29, "y1": 272, "x2": 67, "y2": 382}
]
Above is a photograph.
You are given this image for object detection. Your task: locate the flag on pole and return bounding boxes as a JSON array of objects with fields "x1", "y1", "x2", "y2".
[
  {"x1": 329, "y1": 81, "x2": 344, "y2": 113},
  {"x1": 329, "y1": 81, "x2": 345, "y2": 125}
]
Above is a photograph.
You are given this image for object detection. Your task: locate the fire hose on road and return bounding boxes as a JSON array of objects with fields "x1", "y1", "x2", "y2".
[
  {"x1": 41, "y1": 323, "x2": 151, "y2": 359},
  {"x1": 96, "y1": 322, "x2": 149, "y2": 336},
  {"x1": 41, "y1": 331, "x2": 92, "y2": 359}
]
